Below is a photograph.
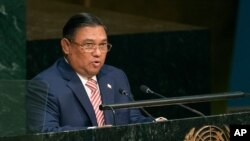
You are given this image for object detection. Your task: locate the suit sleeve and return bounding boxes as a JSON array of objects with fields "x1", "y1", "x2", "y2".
[{"x1": 26, "y1": 80, "x2": 86, "y2": 133}]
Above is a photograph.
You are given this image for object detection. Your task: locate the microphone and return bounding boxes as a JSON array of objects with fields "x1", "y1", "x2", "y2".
[
  {"x1": 140, "y1": 85, "x2": 206, "y2": 117},
  {"x1": 119, "y1": 88, "x2": 156, "y2": 122}
]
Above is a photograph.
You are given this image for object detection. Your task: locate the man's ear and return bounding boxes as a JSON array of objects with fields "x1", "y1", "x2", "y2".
[{"x1": 61, "y1": 38, "x2": 70, "y2": 55}]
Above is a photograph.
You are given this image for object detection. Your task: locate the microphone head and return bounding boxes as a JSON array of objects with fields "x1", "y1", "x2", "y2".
[
  {"x1": 119, "y1": 88, "x2": 128, "y2": 96},
  {"x1": 140, "y1": 85, "x2": 150, "y2": 94}
]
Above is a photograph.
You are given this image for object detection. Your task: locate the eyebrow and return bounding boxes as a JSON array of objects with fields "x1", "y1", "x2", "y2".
[{"x1": 83, "y1": 39, "x2": 108, "y2": 43}]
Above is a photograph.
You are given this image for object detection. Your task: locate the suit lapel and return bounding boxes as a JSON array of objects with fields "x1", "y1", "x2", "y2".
[
  {"x1": 57, "y1": 58, "x2": 98, "y2": 126},
  {"x1": 67, "y1": 79, "x2": 98, "y2": 126},
  {"x1": 58, "y1": 58, "x2": 115, "y2": 126},
  {"x1": 97, "y1": 69, "x2": 115, "y2": 125}
]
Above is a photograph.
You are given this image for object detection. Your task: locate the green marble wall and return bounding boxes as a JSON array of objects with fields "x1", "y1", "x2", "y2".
[
  {"x1": 0, "y1": 0, "x2": 26, "y2": 137},
  {"x1": 0, "y1": 0, "x2": 26, "y2": 79}
]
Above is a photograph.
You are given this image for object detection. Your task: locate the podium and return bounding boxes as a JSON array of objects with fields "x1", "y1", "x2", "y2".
[
  {"x1": 1, "y1": 111, "x2": 250, "y2": 141},
  {"x1": 0, "y1": 88, "x2": 247, "y2": 141},
  {"x1": 0, "y1": 80, "x2": 246, "y2": 140}
]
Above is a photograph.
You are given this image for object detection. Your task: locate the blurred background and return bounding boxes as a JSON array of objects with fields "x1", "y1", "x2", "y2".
[{"x1": 1, "y1": 0, "x2": 250, "y2": 137}]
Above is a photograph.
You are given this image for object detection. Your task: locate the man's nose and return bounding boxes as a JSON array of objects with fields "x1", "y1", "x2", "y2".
[{"x1": 92, "y1": 46, "x2": 102, "y2": 56}]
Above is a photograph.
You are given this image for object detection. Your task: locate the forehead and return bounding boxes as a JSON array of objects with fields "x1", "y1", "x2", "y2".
[{"x1": 73, "y1": 26, "x2": 107, "y2": 41}]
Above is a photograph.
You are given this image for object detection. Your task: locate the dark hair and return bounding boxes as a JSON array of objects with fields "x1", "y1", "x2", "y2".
[{"x1": 62, "y1": 13, "x2": 107, "y2": 40}]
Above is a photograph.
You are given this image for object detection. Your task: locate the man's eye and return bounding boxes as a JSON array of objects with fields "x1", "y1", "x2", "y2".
[
  {"x1": 99, "y1": 43, "x2": 107, "y2": 48},
  {"x1": 84, "y1": 43, "x2": 94, "y2": 48}
]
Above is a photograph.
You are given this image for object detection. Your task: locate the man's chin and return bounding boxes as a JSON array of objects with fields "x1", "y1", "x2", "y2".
[{"x1": 88, "y1": 69, "x2": 101, "y2": 77}]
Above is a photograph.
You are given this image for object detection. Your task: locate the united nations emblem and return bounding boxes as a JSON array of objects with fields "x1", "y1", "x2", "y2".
[{"x1": 184, "y1": 125, "x2": 230, "y2": 141}]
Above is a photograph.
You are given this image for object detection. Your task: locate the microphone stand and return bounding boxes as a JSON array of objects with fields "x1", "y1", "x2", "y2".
[
  {"x1": 99, "y1": 91, "x2": 245, "y2": 110},
  {"x1": 140, "y1": 85, "x2": 206, "y2": 117},
  {"x1": 106, "y1": 105, "x2": 116, "y2": 126},
  {"x1": 151, "y1": 91, "x2": 205, "y2": 117},
  {"x1": 119, "y1": 88, "x2": 156, "y2": 122}
]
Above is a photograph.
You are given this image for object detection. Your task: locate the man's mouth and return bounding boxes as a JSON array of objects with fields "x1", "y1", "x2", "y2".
[{"x1": 92, "y1": 61, "x2": 101, "y2": 67}]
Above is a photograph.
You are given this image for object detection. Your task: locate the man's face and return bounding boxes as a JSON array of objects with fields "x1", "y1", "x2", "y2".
[{"x1": 63, "y1": 26, "x2": 108, "y2": 78}]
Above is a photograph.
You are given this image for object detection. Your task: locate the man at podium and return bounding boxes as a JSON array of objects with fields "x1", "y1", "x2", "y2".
[{"x1": 26, "y1": 13, "x2": 166, "y2": 133}]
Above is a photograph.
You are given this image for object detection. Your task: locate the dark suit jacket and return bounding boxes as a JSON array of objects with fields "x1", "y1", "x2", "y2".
[{"x1": 27, "y1": 58, "x2": 152, "y2": 133}]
